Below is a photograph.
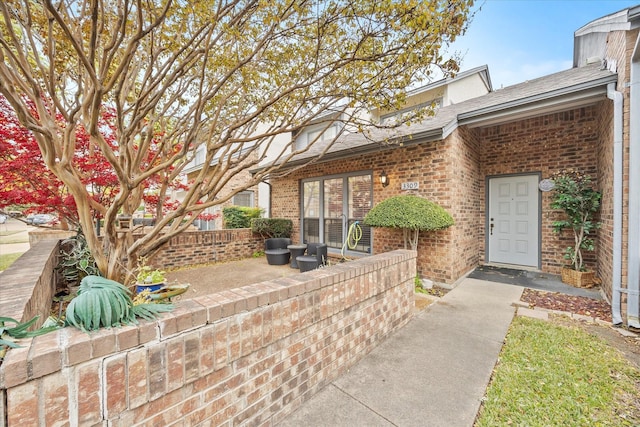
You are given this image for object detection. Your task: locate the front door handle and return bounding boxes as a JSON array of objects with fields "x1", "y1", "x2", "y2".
[{"x1": 490, "y1": 218, "x2": 494, "y2": 236}]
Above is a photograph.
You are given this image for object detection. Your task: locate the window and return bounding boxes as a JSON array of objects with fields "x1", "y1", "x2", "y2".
[
  {"x1": 195, "y1": 207, "x2": 219, "y2": 231},
  {"x1": 301, "y1": 172, "x2": 372, "y2": 254},
  {"x1": 233, "y1": 191, "x2": 254, "y2": 207},
  {"x1": 294, "y1": 122, "x2": 342, "y2": 151},
  {"x1": 379, "y1": 99, "x2": 442, "y2": 125}
]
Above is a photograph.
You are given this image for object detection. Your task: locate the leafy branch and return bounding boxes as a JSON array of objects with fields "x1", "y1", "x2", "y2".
[{"x1": 550, "y1": 170, "x2": 601, "y2": 271}]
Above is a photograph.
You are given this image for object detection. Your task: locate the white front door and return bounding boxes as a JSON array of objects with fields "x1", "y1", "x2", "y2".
[{"x1": 488, "y1": 175, "x2": 539, "y2": 267}]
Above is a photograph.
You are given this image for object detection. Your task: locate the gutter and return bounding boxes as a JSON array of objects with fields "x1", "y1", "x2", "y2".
[
  {"x1": 607, "y1": 82, "x2": 624, "y2": 325},
  {"x1": 626, "y1": 34, "x2": 640, "y2": 328},
  {"x1": 458, "y1": 75, "x2": 617, "y2": 126}
]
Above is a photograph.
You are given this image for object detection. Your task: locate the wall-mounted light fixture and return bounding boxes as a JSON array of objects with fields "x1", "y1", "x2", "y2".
[{"x1": 380, "y1": 170, "x2": 389, "y2": 187}]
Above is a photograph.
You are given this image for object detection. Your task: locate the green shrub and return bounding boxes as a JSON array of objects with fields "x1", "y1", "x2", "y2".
[
  {"x1": 364, "y1": 195, "x2": 454, "y2": 250},
  {"x1": 250, "y1": 218, "x2": 293, "y2": 238},
  {"x1": 57, "y1": 230, "x2": 101, "y2": 286},
  {"x1": 550, "y1": 169, "x2": 601, "y2": 271},
  {"x1": 223, "y1": 206, "x2": 263, "y2": 229}
]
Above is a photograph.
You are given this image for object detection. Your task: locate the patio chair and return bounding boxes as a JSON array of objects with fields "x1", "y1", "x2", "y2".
[
  {"x1": 264, "y1": 237, "x2": 292, "y2": 265},
  {"x1": 296, "y1": 243, "x2": 327, "y2": 272}
]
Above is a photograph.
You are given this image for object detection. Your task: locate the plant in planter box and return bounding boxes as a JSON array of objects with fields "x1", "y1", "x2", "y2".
[
  {"x1": 57, "y1": 230, "x2": 101, "y2": 291},
  {"x1": 135, "y1": 258, "x2": 166, "y2": 293},
  {"x1": 65, "y1": 275, "x2": 173, "y2": 332},
  {"x1": 550, "y1": 169, "x2": 601, "y2": 287},
  {"x1": 1, "y1": 316, "x2": 59, "y2": 360}
]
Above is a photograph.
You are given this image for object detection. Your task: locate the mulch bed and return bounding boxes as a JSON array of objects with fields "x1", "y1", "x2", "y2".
[
  {"x1": 421, "y1": 285, "x2": 450, "y2": 298},
  {"x1": 423, "y1": 286, "x2": 612, "y2": 323},
  {"x1": 520, "y1": 288, "x2": 612, "y2": 323}
]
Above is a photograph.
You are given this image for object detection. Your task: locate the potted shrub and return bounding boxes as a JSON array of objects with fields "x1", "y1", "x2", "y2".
[
  {"x1": 550, "y1": 169, "x2": 601, "y2": 288},
  {"x1": 135, "y1": 259, "x2": 166, "y2": 293}
]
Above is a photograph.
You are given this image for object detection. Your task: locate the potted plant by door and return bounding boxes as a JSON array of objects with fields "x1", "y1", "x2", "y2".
[{"x1": 550, "y1": 169, "x2": 601, "y2": 288}]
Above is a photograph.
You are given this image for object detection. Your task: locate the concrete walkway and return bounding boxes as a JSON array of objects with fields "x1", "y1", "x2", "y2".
[
  {"x1": 278, "y1": 278, "x2": 524, "y2": 427},
  {"x1": 0, "y1": 218, "x2": 32, "y2": 256}
]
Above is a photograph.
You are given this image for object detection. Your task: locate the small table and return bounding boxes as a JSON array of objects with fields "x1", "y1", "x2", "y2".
[{"x1": 287, "y1": 244, "x2": 307, "y2": 269}]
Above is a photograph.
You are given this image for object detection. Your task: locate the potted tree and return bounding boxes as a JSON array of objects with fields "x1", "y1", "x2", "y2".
[{"x1": 550, "y1": 169, "x2": 601, "y2": 288}]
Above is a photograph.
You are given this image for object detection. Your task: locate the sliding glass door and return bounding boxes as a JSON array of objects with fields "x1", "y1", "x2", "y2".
[{"x1": 301, "y1": 172, "x2": 372, "y2": 254}]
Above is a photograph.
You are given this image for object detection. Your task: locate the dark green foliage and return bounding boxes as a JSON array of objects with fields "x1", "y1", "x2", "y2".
[
  {"x1": 65, "y1": 275, "x2": 173, "y2": 332},
  {"x1": 223, "y1": 206, "x2": 263, "y2": 229},
  {"x1": 364, "y1": 195, "x2": 454, "y2": 230},
  {"x1": 550, "y1": 170, "x2": 601, "y2": 271},
  {"x1": 251, "y1": 218, "x2": 293, "y2": 238},
  {"x1": 364, "y1": 195, "x2": 454, "y2": 250},
  {"x1": 57, "y1": 230, "x2": 101, "y2": 286}
]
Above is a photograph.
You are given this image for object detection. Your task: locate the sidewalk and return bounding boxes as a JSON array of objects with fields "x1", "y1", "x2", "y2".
[
  {"x1": 0, "y1": 218, "x2": 32, "y2": 256},
  {"x1": 278, "y1": 278, "x2": 524, "y2": 427}
]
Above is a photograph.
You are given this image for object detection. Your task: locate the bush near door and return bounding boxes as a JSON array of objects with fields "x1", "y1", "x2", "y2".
[{"x1": 550, "y1": 169, "x2": 601, "y2": 287}]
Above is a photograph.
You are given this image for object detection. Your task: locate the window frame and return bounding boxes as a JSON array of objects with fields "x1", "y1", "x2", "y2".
[
  {"x1": 294, "y1": 121, "x2": 343, "y2": 151},
  {"x1": 232, "y1": 190, "x2": 255, "y2": 207},
  {"x1": 300, "y1": 170, "x2": 373, "y2": 256}
]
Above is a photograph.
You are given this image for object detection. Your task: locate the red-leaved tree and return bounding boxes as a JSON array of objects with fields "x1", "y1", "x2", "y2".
[
  {"x1": 0, "y1": 95, "x2": 190, "y2": 230},
  {"x1": 0, "y1": 95, "x2": 120, "y2": 228}
]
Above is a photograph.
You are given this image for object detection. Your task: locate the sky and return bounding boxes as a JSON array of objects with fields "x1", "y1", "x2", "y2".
[{"x1": 449, "y1": 0, "x2": 638, "y2": 89}]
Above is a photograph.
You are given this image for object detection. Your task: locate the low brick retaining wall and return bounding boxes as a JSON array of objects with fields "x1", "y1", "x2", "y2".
[
  {"x1": 0, "y1": 229, "x2": 263, "y2": 328},
  {"x1": 0, "y1": 250, "x2": 416, "y2": 426},
  {"x1": 0, "y1": 239, "x2": 60, "y2": 328},
  {"x1": 148, "y1": 228, "x2": 264, "y2": 269}
]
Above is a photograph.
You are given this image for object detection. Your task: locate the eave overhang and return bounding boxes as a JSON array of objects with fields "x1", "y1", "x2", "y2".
[{"x1": 458, "y1": 74, "x2": 618, "y2": 128}]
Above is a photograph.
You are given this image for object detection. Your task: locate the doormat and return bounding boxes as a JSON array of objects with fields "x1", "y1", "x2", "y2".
[
  {"x1": 468, "y1": 265, "x2": 530, "y2": 285},
  {"x1": 468, "y1": 265, "x2": 602, "y2": 299}
]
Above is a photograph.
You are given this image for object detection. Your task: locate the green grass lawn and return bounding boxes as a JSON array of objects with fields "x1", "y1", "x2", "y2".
[
  {"x1": 476, "y1": 316, "x2": 640, "y2": 426},
  {"x1": 0, "y1": 252, "x2": 24, "y2": 271}
]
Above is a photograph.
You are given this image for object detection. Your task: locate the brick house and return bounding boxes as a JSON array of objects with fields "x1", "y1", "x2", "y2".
[
  {"x1": 178, "y1": 146, "x2": 262, "y2": 230},
  {"x1": 262, "y1": 6, "x2": 639, "y2": 326}
]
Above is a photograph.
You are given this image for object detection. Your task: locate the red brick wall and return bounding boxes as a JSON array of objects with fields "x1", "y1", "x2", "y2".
[
  {"x1": 270, "y1": 141, "x2": 466, "y2": 284},
  {"x1": 272, "y1": 105, "x2": 606, "y2": 284},
  {"x1": 447, "y1": 126, "x2": 484, "y2": 280},
  {"x1": 0, "y1": 250, "x2": 416, "y2": 426},
  {"x1": 597, "y1": 101, "x2": 615, "y2": 299},
  {"x1": 597, "y1": 27, "x2": 638, "y2": 303},
  {"x1": 478, "y1": 105, "x2": 602, "y2": 275},
  {"x1": 0, "y1": 239, "x2": 60, "y2": 328},
  {"x1": 147, "y1": 228, "x2": 263, "y2": 269}
]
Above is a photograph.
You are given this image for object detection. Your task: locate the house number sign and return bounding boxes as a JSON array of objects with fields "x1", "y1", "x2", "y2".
[
  {"x1": 538, "y1": 179, "x2": 555, "y2": 192},
  {"x1": 401, "y1": 181, "x2": 419, "y2": 190}
]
